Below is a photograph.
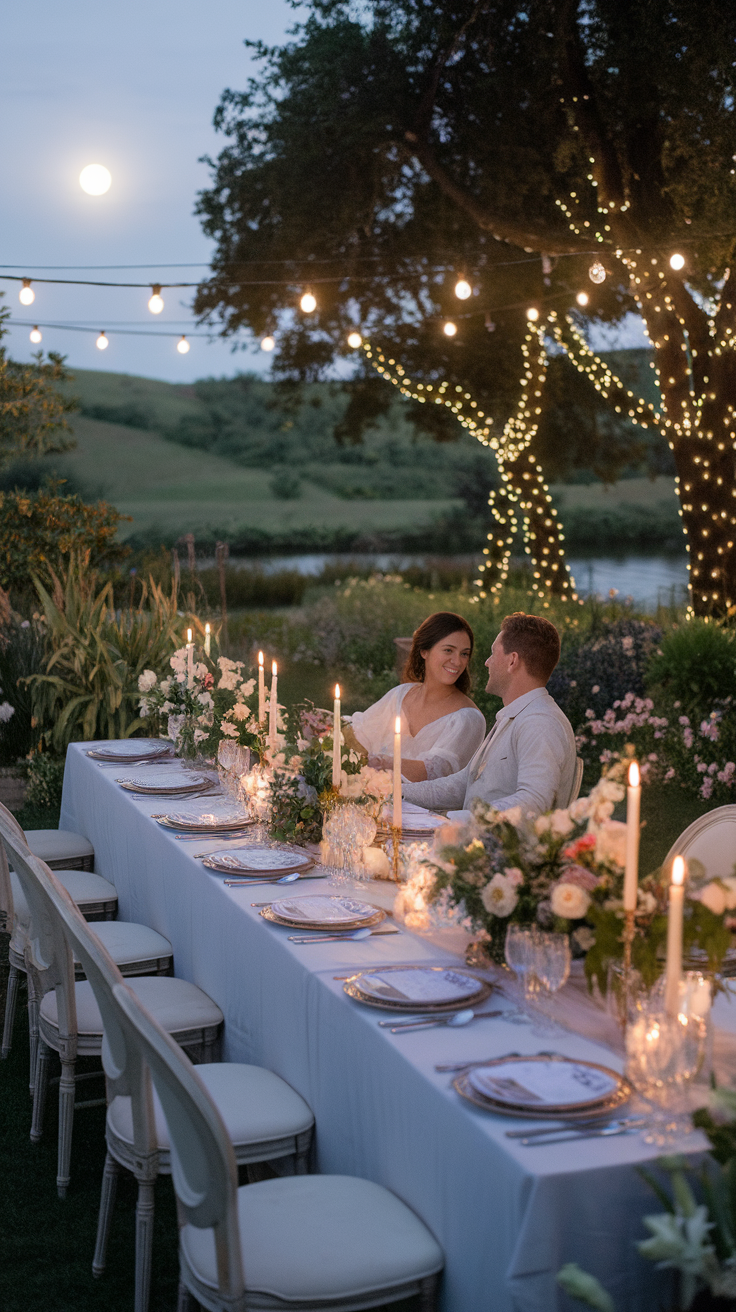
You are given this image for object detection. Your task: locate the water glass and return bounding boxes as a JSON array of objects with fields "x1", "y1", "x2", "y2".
[
  {"x1": 625, "y1": 974, "x2": 710, "y2": 1145},
  {"x1": 322, "y1": 803, "x2": 377, "y2": 885}
]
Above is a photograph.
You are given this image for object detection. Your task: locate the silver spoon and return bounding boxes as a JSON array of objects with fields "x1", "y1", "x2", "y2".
[
  {"x1": 224, "y1": 872, "x2": 301, "y2": 888},
  {"x1": 381, "y1": 1008, "x2": 503, "y2": 1034}
]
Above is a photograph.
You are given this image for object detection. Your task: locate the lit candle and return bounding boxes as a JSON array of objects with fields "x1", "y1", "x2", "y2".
[
  {"x1": 204, "y1": 622, "x2": 211, "y2": 658},
  {"x1": 269, "y1": 661, "x2": 278, "y2": 751},
  {"x1": 332, "y1": 683, "x2": 341, "y2": 788},
  {"x1": 623, "y1": 760, "x2": 641, "y2": 912},
  {"x1": 665, "y1": 856, "x2": 686, "y2": 1016},
  {"x1": 258, "y1": 651, "x2": 265, "y2": 723},
  {"x1": 393, "y1": 714, "x2": 402, "y2": 830},
  {"x1": 186, "y1": 628, "x2": 194, "y2": 689}
]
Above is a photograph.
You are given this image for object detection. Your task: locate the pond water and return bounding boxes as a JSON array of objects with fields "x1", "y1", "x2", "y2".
[{"x1": 220, "y1": 552, "x2": 689, "y2": 610}]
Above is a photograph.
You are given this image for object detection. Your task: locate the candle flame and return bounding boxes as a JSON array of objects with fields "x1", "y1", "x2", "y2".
[
  {"x1": 186, "y1": 628, "x2": 192, "y2": 643},
  {"x1": 628, "y1": 760, "x2": 640, "y2": 788},
  {"x1": 205, "y1": 622, "x2": 210, "y2": 634},
  {"x1": 258, "y1": 650, "x2": 264, "y2": 666},
  {"x1": 272, "y1": 660, "x2": 277, "y2": 676},
  {"x1": 335, "y1": 683, "x2": 340, "y2": 699},
  {"x1": 672, "y1": 855, "x2": 686, "y2": 886},
  {"x1": 395, "y1": 715, "x2": 401, "y2": 734}
]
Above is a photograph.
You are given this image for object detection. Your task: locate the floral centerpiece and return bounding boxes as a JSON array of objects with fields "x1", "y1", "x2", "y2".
[
  {"x1": 138, "y1": 649, "x2": 261, "y2": 760},
  {"x1": 398, "y1": 768, "x2": 734, "y2": 989}
]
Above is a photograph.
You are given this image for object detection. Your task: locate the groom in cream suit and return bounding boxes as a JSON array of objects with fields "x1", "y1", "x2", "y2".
[{"x1": 401, "y1": 612, "x2": 576, "y2": 819}]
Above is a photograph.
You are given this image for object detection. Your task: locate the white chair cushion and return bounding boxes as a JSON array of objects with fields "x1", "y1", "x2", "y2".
[
  {"x1": 25, "y1": 829, "x2": 94, "y2": 862},
  {"x1": 40, "y1": 976, "x2": 223, "y2": 1039},
  {"x1": 181, "y1": 1175, "x2": 442, "y2": 1301},
  {"x1": 81, "y1": 921, "x2": 172, "y2": 968},
  {"x1": 10, "y1": 870, "x2": 117, "y2": 932},
  {"x1": 109, "y1": 1064, "x2": 313, "y2": 1150}
]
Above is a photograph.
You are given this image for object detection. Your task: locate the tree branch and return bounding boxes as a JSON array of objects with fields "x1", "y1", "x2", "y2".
[{"x1": 554, "y1": 0, "x2": 626, "y2": 210}]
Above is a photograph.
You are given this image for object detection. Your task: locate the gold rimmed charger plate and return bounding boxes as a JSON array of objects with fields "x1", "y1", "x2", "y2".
[
  {"x1": 259, "y1": 896, "x2": 385, "y2": 931},
  {"x1": 204, "y1": 846, "x2": 315, "y2": 877},
  {"x1": 343, "y1": 965, "x2": 493, "y2": 1013},
  {"x1": 155, "y1": 815, "x2": 255, "y2": 833},
  {"x1": 88, "y1": 747, "x2": 172, "y2": 763},
  {"x1": 453, "y1": 1055, "x2": 631, "y2": 1119}
]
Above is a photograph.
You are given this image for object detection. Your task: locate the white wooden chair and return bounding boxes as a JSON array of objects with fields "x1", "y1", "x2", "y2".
[
  {"x1": 24, "y1": 827, "x2": 95, "y2": 871},
  {"x1": 0, "y1": 803, "x2": 172, "y2": 1086},
  {"x1": 36, "y1": 861, "x2": 315, "y2": 1312},
  {"x1": 568, "y1": 756, "x2": 585, "y2": 807},
  {"x1": 109, "y1": 989, "x2": 443, "y2": 1312},
  {"x1": 664, "y1": 804, "x2": 736, "y2": 877},
  {"x1": 0, "y1": 812, "x2": 223, "y2": 1198}
]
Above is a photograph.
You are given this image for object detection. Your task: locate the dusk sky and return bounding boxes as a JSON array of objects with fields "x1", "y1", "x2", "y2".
[{"x1": 1, "y1": 0, "x2": 293, "y2": 381}]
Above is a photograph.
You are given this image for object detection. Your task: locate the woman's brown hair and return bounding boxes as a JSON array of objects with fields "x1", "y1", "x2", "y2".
[{"x1": 403, "y1": 612, "x2": 475, "y2": 695}]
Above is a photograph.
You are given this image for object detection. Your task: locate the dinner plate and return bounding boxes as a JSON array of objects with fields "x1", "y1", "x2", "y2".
[
  {"x1": 88, "y1": 740, "x2": 172, "y2": 762},
  {"x1": 260, "y1": 895, "x2": 385, "y2": 931},
  {"x1": 156, "y1": 807, "x2": 253, "y2": 832},
  {"x1": 118, "y1": 769, "x2": 213, "y2": 795},
  {"x1": 379, "y1": 803, "x2": 446, "y2": 836},
  {"x1": 453, "y1": 1055, "x2": 631, "y2": 1118},
  {"x1": 203, "y1": 846, "x2": 314, "y2": 875},
  {"x1": 343, "y1": 965, "x2": 493, "y2": 1012}
]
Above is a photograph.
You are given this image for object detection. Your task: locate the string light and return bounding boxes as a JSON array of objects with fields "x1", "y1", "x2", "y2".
[
  {"x1": 19, "y1": 280, "x2": 34, "y2": 306},
  {"x1": 96, "y1": 332, "x2": 109, "y2": 350},
  {"x1": 669, "y1": 253, "x2": 686, "y2": 271},
  {"x1": 29, "y1": 327, "x2": 42, "y2": 343},
  {"x1": 347, "y1": 331, "x2": 363, "y2": 348},
  {"x1": 443, "y1": 320, "x2": 458, "y2": 337},
  {"x1": 526, "y1": 307, "x2": 539, "y2": 321},
  {"x1": 177, "y1": 336, "x2": 190, "y2": 354},
  {"x1": 260, "y1": 335, "x2": 275, "y2": 351},
  {"x1": 148, "y1": 285, "x2": 164, "y2": 314},
  {"x1": 576, "y1": 291, "x2": 589, "y2": 306},
  {"x1": 454, "y1": 278, "x2": 472, "y2": 300},
  {"x1": 588, "y1": 261, "x2": 606, "y2": 284},
  {"x1": 300, "y1": 291, "x2": 317, "y2": 313}
]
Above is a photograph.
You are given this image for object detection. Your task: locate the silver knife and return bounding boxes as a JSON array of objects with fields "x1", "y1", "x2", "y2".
[
  {"x1": 507, "y1": 1116, "x2": 645, "y2": 1140},
  {"x1": 518, "y1": 1124, "x2": 639, "y2": 1146}
]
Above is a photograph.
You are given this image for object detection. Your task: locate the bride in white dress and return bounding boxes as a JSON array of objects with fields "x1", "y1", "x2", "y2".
[{"x1": 349, "y1": 612, "x2": 487, "y2": 782}]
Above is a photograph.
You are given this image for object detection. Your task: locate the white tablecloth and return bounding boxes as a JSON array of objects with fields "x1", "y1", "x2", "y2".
[{"x1": 61, "y1": 744, "x2": 698, "y2": 1311}]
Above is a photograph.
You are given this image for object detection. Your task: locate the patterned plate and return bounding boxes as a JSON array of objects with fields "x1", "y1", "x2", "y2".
[
  {"x1": 118, "y1": 770, "x2": 213, "y2": 795},
  {"x1": 343, "y1": 965, "x2": 492, "y2": 1013},
  {"x1": 203, "y1": 846, "x2": 314, "y2": 876},
  {"x1": 454, "y1": 1055, "x2": 631, "y2": 1118},
  {"x1": 260, "y1": 895, "x2": 385, "y2": 931},
  {"x1": 156, "y1": 808, "x2": 253, "y2": 832},
  {"x1": 88, "y1": 740, "x2": 172, "y2": 762}
]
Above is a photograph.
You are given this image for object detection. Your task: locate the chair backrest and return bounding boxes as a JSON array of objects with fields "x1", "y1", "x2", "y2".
[
  {"x1": 18, "y1": 848, "x2": 159, "y2": 1159},
  {"x1": 112, "y1": 981, "x2": 245, "y2": 1300},
  {"x1": 569, "y1": 756, "x2": 584, "y2": 807},
  {"x1": 0, "y1": 800, "x2": 30, "y2": 932},
  {"x1": 664, "y1": 805, "x2": 736, "y2": 880}
]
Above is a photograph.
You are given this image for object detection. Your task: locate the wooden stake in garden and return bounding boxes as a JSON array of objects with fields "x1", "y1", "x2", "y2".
[
  {"x1": 216, "y1": 541, "x2": 229, "y2": 650},
  {"x1": 171, "y1": 548, "x2": 180, "y2": 596}
]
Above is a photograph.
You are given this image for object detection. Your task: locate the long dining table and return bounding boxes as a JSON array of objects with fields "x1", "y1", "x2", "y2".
[{"x1": 60, "y1": 743, "x2": 707, "y2": 1311}]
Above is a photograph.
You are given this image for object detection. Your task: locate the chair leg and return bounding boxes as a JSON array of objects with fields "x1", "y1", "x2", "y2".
[
  {"x1": 294, "y1": 1129, "x2": 312, "y2": 1175},
  {"x1": 1, "y1": 964, "x2": 19, "y2": 1060},
  {"x1": 418, "y1": 1274, "x2": 440, "y2": 1311},
  {"x1": 93, "y1": 1152, "x2": 120, "y2": 1277},
  {"x1": 176, "y1": 1280, "x2": 197, "y2": 1312},
  {"x1": 57, "y1": 1057, "x2": 77, "y2": 1197},
  {"x1": 134, "y1": 1179, "x2": 156, "y2": 1312},
  {"x1": 27, "y1": 979, "x2": 40, "y2": 1096},
  {"x1": 30, "y1": 1040, "x2": 51, "y2": 1143}
]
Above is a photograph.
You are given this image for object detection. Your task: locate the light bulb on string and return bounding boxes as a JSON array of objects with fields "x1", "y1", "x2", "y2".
[
  {"x1": 300, "y1": 291, "x2": 316, "y2": 313},
  {"x1": 347, "y1": 331, "x2": 363, "y2": 349},
  {"x1": 148, "y1": 285, "x2": 164, "y2": 314},
  {"x1": 96, "y1": 332, "x2": 108, "y2": 351},
  {"x1": 526, "y1": 307, "x2": 540, "y2": 322},
  {"x1": 669, "y1": 253, "x2": 685, "y2": 271},
  {"x1": 19, "y1": 280, "x2": 34, "y2": 306},
  {"x1": 576, "y1": 291, "x2": 589, "y2": 307},
  {"x1": 260, "y1": 335, "x2": 275, "y2": 352},
  {"x1": 443, "y1": 320, "x2": 458, "y2": 337},
  {"x1": 588, "y1": 261, "x2": 606, "y2": 284},
  {"x1": 454, "y1": 278, "x2": 472, "y2": 300},
  {"x1": 177, "y1": 336, "x2": 190, "y2": 354},
  {"x1": 29, "y1": 327, "x2": 42, "y2": 344}
]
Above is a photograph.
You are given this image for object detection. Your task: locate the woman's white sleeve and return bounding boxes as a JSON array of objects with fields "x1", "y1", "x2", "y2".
[
  {"x1": 350, "y1": 687, "x2": 398, "y2": 754},
  {"x1": 422, "y1": 710, "x2": 487, "y2": 777}
]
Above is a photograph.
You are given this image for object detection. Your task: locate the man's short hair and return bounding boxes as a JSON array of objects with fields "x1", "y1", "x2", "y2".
[{"x1": 499, "y1": 612, "x2": 560, "y2": 683}]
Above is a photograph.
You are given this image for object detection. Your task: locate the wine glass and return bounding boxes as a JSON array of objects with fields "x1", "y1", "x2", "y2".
[
  {"x1": 625, "y1": 977, "x2": 709, "y2": 1145},
  {"x1": 504, "y1": 925, "x2": 538, "y2": 1009}
]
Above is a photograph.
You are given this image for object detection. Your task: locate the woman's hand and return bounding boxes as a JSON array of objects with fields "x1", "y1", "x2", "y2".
[
  {"x1": 367, "y1": 754, "x2": 392, "y2": 770},
  {"x1": 398, "y1": 760, "x2": 428, "y2": 782}
]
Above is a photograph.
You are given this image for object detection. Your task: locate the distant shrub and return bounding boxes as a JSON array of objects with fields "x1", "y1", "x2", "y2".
[
  {"x1": 80, "y1": 402, "x2": 150, "y2": 429},
  {"x1": 270, "y1": 469, "x2": 302, "y2": 500},
  {"x1": 646, "y1": 621, "x2": 736, "y2": 714},
  {"x1": 0, "y1": 616, "x2": 48, "y2": 764},
  {"x1": 548, "y1": 618, "x2": 661, "y2": 732},
  {"x1": 0, "y1": 487, "x2": 128, "y2": 593},
  {"x1": 25, "y1": 752, "x2": 65, "y2": 810}
]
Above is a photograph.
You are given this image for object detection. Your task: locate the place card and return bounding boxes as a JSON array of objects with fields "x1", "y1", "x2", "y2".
[{"x1": 356, "y1": 967, "x2": 484, "y2": 1004}]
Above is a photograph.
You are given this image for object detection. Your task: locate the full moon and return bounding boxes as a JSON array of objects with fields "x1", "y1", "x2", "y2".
[{"x1": 79, "y1": 164, "x2": 112, "y2": 195}]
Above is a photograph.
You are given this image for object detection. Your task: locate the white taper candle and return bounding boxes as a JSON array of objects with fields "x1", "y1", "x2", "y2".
[
  {"x1": 393, "y1": 714, "x2": 402, "y2": 830},
  {"x1": 204, "y1": 623, "x2": 211, "y2": 658},
  {"x1": 186, "y1": 628, "x2": 194, "y2": 689},
  {"x1": 258, "y1": 651, "x2": 265, "y2": 723},
  {"x1": 623, "y1": 760, "x2": 641, "y2": 912},
  {"x1": 332, "y1": 683, "x2": 341, "y2": 788},
  {"x1": 665, "y1": 856, "x2": 686, "y2": 1016},
  {"x1": 269, "y1": 661, "x2": 278, "y2": 751}
]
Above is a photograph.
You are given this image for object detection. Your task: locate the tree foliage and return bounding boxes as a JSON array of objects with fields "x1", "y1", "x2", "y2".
[
  {"x1": 0, "y1": 486, "x2": 128, "y2": 592},
  {"x1": 0, "y1": 304, "x2": 76, "y2": 467},
  {"x1": 195, "y1": 0, "x2": 736, "y2": 613}
]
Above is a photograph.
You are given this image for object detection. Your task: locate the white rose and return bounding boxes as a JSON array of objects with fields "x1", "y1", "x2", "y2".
[
  {"x1": 721, "y1": 877, "x2": 736, "y2": 911},
  {"x1": 594, "y1": 819, "x2": 628, "y2": 869},
  {"x1": 220, "y1": 722, "x2": 239, "y2": 738},
  {"x1": 481, "y1": 874, "x2": 519, "y2": 918},
  {"x1": 696, "y1": 882, "x2": 727, "y2": 916},
  {"x1": 138, "y1": 669, "x2": 157, "y2": 692},
  {"x1": 232, "y1": 701, "x2": 249, "y2": 721},
  {"x1": 569, "y1": 796, "x2": 592, "y2": 822},
  {"x1": 550, "y1": 882, "x2": 591, "y2": 919},
  {"x1": 218, "y1": 671, "x2": 241, "y2": 691},
  {"x1": 535, "y1": 814, "x2": 552, "y2": 835},
  {"x1": 549, "y1": 808, "x2": 574, "y2": 837},
  {"x1": 498, "y1": 805, "x2": 523, "y2": 828},
  {"x1": 241, "y1": 678, "x2": 255, "y2": 697}
]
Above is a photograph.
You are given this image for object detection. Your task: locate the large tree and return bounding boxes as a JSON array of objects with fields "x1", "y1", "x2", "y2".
[{"x1": 195, "y1": 0, "x2": 736, "y2": 615}]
